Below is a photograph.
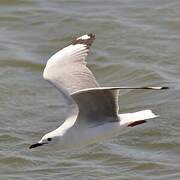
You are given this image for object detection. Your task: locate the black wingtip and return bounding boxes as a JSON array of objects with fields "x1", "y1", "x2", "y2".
[
  {"x1": 88, "y1": 33, "x2": 95, "y2": 39},
  {"x1": 72, "y1": 34, "x2": 96, "y2": 47},
  {"x1": 161, "y1": 86, "x2": 169, "y2": 89}
]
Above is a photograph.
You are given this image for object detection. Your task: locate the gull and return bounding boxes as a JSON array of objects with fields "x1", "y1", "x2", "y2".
[{"x1": 29, "y1": 34, "x2": 168, "y2": 149}]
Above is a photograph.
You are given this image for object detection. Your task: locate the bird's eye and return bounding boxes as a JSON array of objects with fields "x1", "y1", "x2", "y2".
[{"x1": 47, "y1": 138, "x2": 52, "y2": 141}]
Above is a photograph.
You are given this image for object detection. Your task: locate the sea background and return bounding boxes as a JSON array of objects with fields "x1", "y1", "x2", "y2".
[{"x1": 0, "y1": 0, "x2": 180, "y2": 179}]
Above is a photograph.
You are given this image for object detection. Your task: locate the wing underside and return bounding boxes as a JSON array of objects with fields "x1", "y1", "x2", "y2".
[
  {"x1": 43, "y1": 34, "x2": 99, "y2": 95},
  {"x1": 71, "y1": 88, "x2": 120, "y2": 126}
]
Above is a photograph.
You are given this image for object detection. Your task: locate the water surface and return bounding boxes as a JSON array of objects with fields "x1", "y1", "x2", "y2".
[{"x1": 0, "y1": 0, "x2": 180, "y2": 179}]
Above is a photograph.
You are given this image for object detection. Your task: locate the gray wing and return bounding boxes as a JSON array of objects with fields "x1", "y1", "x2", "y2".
[
  {"x1": 71, "y1": 87, "x2": 120, "y2": 126},
  {"x1": 43, "y1": 34, "x2": 99, "y2": 95}
]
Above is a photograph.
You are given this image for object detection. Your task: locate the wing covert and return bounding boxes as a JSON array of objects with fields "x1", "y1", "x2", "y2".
[{"x1": 71, "y1": 87, "x2": 120, "y2": 126}]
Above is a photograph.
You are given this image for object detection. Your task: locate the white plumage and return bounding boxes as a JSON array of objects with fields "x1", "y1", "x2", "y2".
[{"x1": 29, "y1": 34, "x2": 167, "y2": 149}]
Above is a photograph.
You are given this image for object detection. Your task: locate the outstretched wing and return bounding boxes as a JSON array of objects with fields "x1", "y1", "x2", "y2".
[
  {"x1": 43, "y1": 34, "x2": 99, "y2": 95},
  {"x1": 71, "y1": 87, "x2": 120, "y2": 126}
]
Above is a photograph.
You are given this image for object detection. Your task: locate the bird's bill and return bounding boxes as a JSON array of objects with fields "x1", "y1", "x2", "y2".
[{"x1": 29, "y1": 142, "x2": 47, "y2": 149}]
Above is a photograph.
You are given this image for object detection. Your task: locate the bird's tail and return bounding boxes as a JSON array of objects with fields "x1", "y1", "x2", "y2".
[{"x1": 119, "y1": 110, "x2": 158, "y2": 127}]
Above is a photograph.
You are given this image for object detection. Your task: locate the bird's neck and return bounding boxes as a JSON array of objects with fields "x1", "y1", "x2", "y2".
[{"x1": 49, "y1": 116, "x2": 76, "y2": 137}]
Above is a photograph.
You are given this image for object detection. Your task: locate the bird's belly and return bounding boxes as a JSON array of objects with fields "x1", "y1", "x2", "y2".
[{"x1": 61, "y1": 122, "x2": 128, "y2": 149}]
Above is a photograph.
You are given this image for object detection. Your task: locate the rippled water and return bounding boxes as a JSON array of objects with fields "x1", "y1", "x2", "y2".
[{"x1": 0, "y1": 0, "x2": 180, "y2": 179}]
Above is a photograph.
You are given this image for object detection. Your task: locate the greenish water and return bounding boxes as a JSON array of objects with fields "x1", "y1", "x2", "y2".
[{"x1": 0, "y1": 0, "x2": 180, "y2": 179}]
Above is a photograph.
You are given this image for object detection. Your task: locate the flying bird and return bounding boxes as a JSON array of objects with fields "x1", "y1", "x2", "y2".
[{"x1": 29, "y1": 34, "x2": 168, "y2": 149}]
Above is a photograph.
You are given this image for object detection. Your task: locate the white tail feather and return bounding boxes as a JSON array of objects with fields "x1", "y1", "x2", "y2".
[{"x1": 119, "y1": 110, "x2": 158, "y2": 126}]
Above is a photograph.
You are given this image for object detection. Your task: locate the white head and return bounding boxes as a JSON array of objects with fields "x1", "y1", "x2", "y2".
[
  {"x1": 29, "y1": 116, "x2": 76, "y2": 149},
  {"x1": 29, "y1": 130, "x2": 61, "y2": 149}
]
